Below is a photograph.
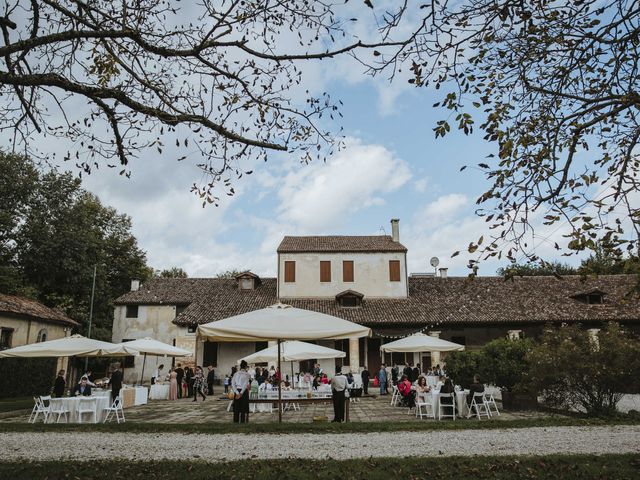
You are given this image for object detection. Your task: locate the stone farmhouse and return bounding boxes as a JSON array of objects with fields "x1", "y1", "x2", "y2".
[{"x1": 112, "y1": 220, "x2": 640, "y2": 384}]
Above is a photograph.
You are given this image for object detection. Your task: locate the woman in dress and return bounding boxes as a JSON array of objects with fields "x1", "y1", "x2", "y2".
[
  {"x1": 168, "y1": 368, "x2": 178, "y2": 400},
  {"x1": 192, "y1": 366, "x2": 207, "y2": 402}
]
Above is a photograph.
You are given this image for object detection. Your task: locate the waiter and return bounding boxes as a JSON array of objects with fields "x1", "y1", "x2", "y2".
[
  {"x1": 110, "y1": 363, "x2": 123, "y2": 403},
  {"x1": 231, "y1": 360, "x2": 251, "y2": 423},
  {"x1": 330, "y1": 367, "x2": 348, "y2": 423}
]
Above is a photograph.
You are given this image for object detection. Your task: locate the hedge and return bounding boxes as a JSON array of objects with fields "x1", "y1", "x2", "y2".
[{"x1": 0, "y1": 357, "x2": 58, "y2": 399}]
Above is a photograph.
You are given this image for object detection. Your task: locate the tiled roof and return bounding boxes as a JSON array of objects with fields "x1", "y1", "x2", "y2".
[
  {"x1": 277, "y1": 235, "x2": 407, "y2": 253},
  {"x1": 0, "y1": 294, "x2": 79, "y2": 326},
  {"x1": 113, "y1": 275, "x2": 640, "y2": 327}
]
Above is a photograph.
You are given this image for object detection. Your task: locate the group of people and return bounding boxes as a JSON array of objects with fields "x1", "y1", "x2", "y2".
[
  {"x1": 159, "y1": 364, "x2": 216, "y2": 402},
  {"x1": 51, "y1": 364, "x2": 123, "y2": 403}
]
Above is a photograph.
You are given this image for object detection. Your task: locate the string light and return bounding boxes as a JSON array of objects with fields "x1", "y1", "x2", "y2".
[{"x1": 373, "y1": 321, "x2": 443, "y2": 340}]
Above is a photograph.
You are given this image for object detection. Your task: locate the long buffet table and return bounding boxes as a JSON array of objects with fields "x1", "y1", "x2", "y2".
[{"x1": 119, "y1": 386, "x2": 148, "y2": 408}]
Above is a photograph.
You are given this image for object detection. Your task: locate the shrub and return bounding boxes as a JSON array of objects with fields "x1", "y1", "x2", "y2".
[
  {"x1": 526, "y1": 323, "x2": 640, "y2": 416},
  {"x1": 0, "y1": 357, "x2": 58, "y2": 399},
  {"x1": 481, "y1": 338, "x2": 534, "y2": 392},
  {"x1": 444, "y1": 350, "x2": 482, "y2": 389}
]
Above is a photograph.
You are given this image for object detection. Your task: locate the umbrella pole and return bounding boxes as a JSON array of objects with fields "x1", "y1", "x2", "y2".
[
  {"x1": 140, "y1": 353, "x2": 147, "y2": 386},
  {"x1": 278, "y1": 339, "x2": 282, "y2": 423}
]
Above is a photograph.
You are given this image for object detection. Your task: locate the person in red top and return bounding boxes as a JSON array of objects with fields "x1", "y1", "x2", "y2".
[
  {"x1": 321, "y1": 373, "x2": 329, "y2": 384},
  {"x1": 397, "y1": 374, "x2": 416, "y2": 408}
]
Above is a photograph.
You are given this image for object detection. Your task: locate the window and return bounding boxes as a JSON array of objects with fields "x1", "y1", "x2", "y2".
[
  {"x1": 343, "y1": 261, "x2": 354, "y2": 282},
  {"x1": 340, "y1": 296, "x2": 358, "y2": 307},
  {"x1": 572, "y1": 290, "x2": 605, "y2": 305},
  {"x1": 389, "y1": 260, "x2": 401, "y2": 282},
  {"x1": 187, "y1": 325, "x2": 197, "y2": 334},
  {"x1": 175, "y1": 305, "x2": 187, "y2": 320},
  {"x1": 36, "y1": 329, "x2": 48, "y2": 343},
  {"x1": 125, "y1": 305, "x2": 139, "y2": 318},
  {"x1": 320, "y1": 261, "x2": 331, "y2": 282},
  {"x1": 587, "y1": 294, "x2": 604, "y2": 304},
  {"x1": 203, "y1": 342, "x2": 218, "y2": 368},
  {"x1": 284, "y1": 261, "x2": 296, "y2": 283},
  {"x1": 336, "y1": 290, "x2": 364, "y2": 308},
  {"x1": 0, "y1": 328, "x2": 13, "y2": 350},
  {"x1": 121, "y1": 339, "x2": 136, "y2": 367}
]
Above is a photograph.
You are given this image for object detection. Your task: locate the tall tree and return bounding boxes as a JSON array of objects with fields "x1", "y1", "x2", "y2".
[{"x1": 157, "y1": 267, "x2": 188, "y2": 278}]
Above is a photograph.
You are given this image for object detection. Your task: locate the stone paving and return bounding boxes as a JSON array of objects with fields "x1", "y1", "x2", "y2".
[{"x1": 2, "y1": 392, "x2": 548, "y2": 424}]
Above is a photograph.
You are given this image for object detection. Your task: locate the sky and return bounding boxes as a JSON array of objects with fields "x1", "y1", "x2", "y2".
[{"x1": 15, "y1": 3, "x2": 592, "y2": 278}]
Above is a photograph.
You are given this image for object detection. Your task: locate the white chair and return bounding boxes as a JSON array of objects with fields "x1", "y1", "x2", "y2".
[
  {"x1": 103, "y1": 396, "x2": 125, "y2": 423},
  {"x1": 77, "y1": 397, "x2": 97, "y2": 423},
  {"x1": 29, "y1": 396, "x2": 49, "y2": 423},
  {"x1": 467, "y1": 392, "x2": 491, "y2": 420},
  {"x1": 48, "y1": 398, "x2": 70, "y2": 423},
  {"x1": 438, "y1": 393, "x2": 456, "y2": 420},
  {"x1": 415, "y1": 393, "x2": 435, "y2": 419},
  {"x1": 390, "y1": 386, "x2": 400, "y2": 406},
  {"x1": 484, "y1": 392, "x2": 500, "y2": 416}
]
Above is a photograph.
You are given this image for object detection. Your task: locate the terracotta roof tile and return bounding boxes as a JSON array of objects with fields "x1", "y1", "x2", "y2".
[
  {"x1": 277, "y1": 235, "x2": 407, "y2": 253},
  {"x1": 0, "y1": 294, "x2": 79, "y2": 326}
]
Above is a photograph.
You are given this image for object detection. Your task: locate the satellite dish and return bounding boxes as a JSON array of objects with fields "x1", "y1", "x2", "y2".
[{"x1": 430, "y1": 257, "x2": 440, "y2": 268}]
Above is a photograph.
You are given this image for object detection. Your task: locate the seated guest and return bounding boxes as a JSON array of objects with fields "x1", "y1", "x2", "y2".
[
  {"x1": 467, "y1": 374, "x2": 485, "y2": 406},
  {"x1": 73, "y1": 377, "x2": 92, "y2": 396},
  {"x1": 321, "y1": 373, "x2": 329, "y2": 385},
  {"x1": 397, "y1": 374, "x2": 416, "y2": 408},
  {"x1": 439, "y1": 378, "x2": 456, "y2": 412},
  {"x1": 415, "y1": 376, "x2": 430, "y2": 397}
]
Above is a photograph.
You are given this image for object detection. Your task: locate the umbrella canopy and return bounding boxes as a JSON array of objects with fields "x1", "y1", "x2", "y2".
[
  {"x1": 119, "y1": 337, "x2": 191, "y2": 357},
  {"x1": 0, "y1": 334, "x2": 138, "y2": 358},
  {"x1": 197, "y1": 303, "x2": 371, "y2": 341},
  {"x1": 239, "y1": 340, "x2": 346, "y2": 364},
  {"x1": 380, "y1": 333, "x2": 465, "y2": 353}
]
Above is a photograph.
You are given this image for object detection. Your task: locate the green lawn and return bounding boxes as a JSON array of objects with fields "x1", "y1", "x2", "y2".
[
  {"x1": 0, "y1": 416, "x2": 638, "y2": 434},
  {"x1": 0, "y1": 397, "x2": 33, "y2": 413},
  {"x1": 1, "y1": 455, "x2": 639, "y2": 479}
]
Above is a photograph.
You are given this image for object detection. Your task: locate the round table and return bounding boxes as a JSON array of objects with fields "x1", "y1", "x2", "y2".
[{"x1": 51, "y1": 393, "x2": 111, "y2": 423}]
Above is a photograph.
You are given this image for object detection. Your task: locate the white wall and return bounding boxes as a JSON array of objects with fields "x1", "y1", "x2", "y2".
[{"x1": 278, "y1": 252, "x2": 407, "y2": 298}]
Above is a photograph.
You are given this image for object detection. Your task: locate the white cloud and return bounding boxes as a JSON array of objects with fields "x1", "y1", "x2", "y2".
[
  {"x1": 414, "y1": 177, "x2": 429, "y2": 193},
  {"x1": 415, "y1": 193, "x2": 468, "y2": 229},
  {"x1": 275, "y1": 138, "x2": 412, "y2": 231}
]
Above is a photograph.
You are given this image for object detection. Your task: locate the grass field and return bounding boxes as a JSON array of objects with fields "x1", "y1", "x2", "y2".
[
  {"x1": 1, "y1": 416, "x2": 639, "y2": 434},
  {"x1": 0, "y1": 397, "x2": 33, "y2": 414},
  {"x1": 1, "y1": 454, "x2": 638, "y2": 479}
]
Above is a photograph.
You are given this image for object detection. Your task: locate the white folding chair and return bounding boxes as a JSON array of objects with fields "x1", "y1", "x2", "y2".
[
  {"x1": 467, "y1": 392, "x2": 491, "y2": 420},
  {"x1": 32, "y1": 396, "x2": 52, "y2": 423},
  {"x1": 77, "y1": 397, "x2": 97, "y2": 423},
  {"x1": 438, "y1": 393, "x2": 456, "y2": 420},
  {"x1": 48, "y1": 398, "x2": 70, "y2": 423},
  {"x1": 103, "y1": 396, "x2": 125, "y2": 423},
  {"x1": 29, "y1": 397, "x2": 47, "y2": 423},
  {"x1": 390, "y1": 386, "x2": 400, "y2": 406},
  {"x1": 484, "y1": 392, "x2": 500, "y2": 416},
  {"x1": 415, "y1": 393, "x2": 435, "y2": 419}
]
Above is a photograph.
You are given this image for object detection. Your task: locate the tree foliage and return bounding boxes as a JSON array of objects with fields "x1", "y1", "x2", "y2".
[
  {"x1": 367, "y1": 0, "x2": 640, "y2": 265},
  {"x1": 526, "y1": 323, "x2": 640, "y2": 416},
  {"x1": 156, "y1": 267, "x2": 188, "y2": 279},
  {"x1": 0, "y1": 152, "x2": 153, "y2": 340},
  {"x1": 0, "y1": 1, "x2": 394, "y2": 205}
]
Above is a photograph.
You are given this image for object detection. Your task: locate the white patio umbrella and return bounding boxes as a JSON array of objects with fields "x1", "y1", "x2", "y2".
[
  {"x1": 198, "y1": 303, "x2": 371, "y2": 421},
  {"x1": 240, "y1": 340, "x2": 346, "y2": 363},
  {"x1": 0, "y1": 334, "x2": 139, "y2": 358},
  {"x1": 117, "y1": 337, "x2": 191, "y2": 385},
  {"x1": 379, "y1": 333, "x2": 465, "y2": 353}
]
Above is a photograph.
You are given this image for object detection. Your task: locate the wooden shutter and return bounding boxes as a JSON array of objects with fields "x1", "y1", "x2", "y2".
[
  {"x1": 284, "y1": 261, "x2": 296, "y2": 283},
  {"x1": 343, "y1": 260, "x2": 354, "y2": 282},
  {"x1": 389, "y1": 260, "x2": 401, "y2": 282},
  {"x1": 320, "y1": 261, "x2": 331, "y2": 282}
]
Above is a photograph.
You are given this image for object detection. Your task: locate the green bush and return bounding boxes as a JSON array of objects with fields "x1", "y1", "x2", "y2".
[
  {"x1": 481, "y1": 338, "x2": 533, "y2": 391},
  {"x1": 0, "y1": 357, "x2": 58, "y2": 399},
  {"x1": 444, "y1": 350, "x2": 482, "y2": 389},
  {"x1": 526, "y1": 323, "x2": 640, "y2": 416}
]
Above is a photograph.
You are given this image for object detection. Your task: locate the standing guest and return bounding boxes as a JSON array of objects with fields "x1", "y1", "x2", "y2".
[
  {"x1": 231, "y1": 365, "x2": 238, "y2": 377},
  {"x1": 53, "y1": 370, "x2": 66, "y2": 397},
  {"x1": 206, "y1": 366, "x2": 215, "y2": 395},
  {"x1": 361, "y1": 366, "x2": 370, "y2": 395},
  {"x1": 413, "y1": 364, "x2": 421, "y2": 383},
  {"x1": 255, "y1": 367, "x2": 263, "y2": 385},
  {"x1": 403, "y1": 363, "x2": 412, "y2": 381},
  {"x1": 192, "y1": 366, "x2": 207, "y2": 402},
  {"x1": 391, "y1": 364, "x2": 399, "y2": 386},
  {"x1": 175, "y1": 364, "x2": 184, "y2": 399},
  {"x1": 377, "y1": 364, "x2": 388, "y2": 395},
  {"x1": 231, "y1": 360, "x2": 251, "y2": 423},
  {"x1": 330, "y1": 367, "x2": 348, "y2": 422},
  {"x1": 224, "y1": 375, "x2": 230, "y2": 393},
  {"x1": 110, "y1": 363, "x2": 123, "y2": 402},
  {"x1": 151, "y1": 364, "x2": 164, "y2": 385},
  {"x1": 168, "y1": 368, "x2": 178, "y2": 400},
  {"x1": 83, "y1": 369, "x2": 96, "y2": 386},
  {"x1": 185, "y1": 366, "x2": 194, "y2": 397},
  {"x1": 467, "y1": 375, "x2": 485, "y2": 407},
  {"x1": 73, "y1": 377, "x2": 92, "y2": 396}
]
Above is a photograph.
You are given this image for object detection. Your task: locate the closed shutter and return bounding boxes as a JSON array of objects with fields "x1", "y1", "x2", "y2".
[
  {"x1": 389, "y1": 260, "x2": 401, "y2": 282},
  {"x1": 320, "y1": 261, "x2": 331, "y2": 282},
  {"x1": 343, "y1": 260, "x2": 354, "y2": 282},
  {"x1": 284, "y1": 261, "x2": 296, "y2": 282}
]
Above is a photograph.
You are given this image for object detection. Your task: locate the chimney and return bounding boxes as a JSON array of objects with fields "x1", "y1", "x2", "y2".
[
  {"x1": 131, "y1": 279, "x2": 140, "y2": 292},
  {"x1": 391, "y1": 218, "x2": 400, "y2": 243},
  {"x1": 439, "y1": 268, "x2": 448, "y2": 279}
]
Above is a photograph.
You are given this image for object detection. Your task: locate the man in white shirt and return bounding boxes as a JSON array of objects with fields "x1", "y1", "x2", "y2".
[
  {"x1": 151, "y1": 364, "x2": 164, "y2": 385},
  {"x1": 330, "y1": 367, "x2": 348, "y2": 422},
  {"x1": 231, "y1": 360, "x2": 252, "y2": 423}
]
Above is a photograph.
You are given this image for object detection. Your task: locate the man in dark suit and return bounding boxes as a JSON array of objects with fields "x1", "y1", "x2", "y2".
[
  {"x1": 360, "y1": 366, "x2": 370, "y2": 395},
  {"x1": 467, "y1": 375, "x2": 485, "y2": 407},
  {"x1": 413, "y1": 363, "x2": 421, "y2": 383},
  {"x1": 53, "y1": 369, "x2": 66, "y2": 397},
  {"x1": 73, "y1": 377, "x2": 92, "y2": 396},
  {"x1": 175, "y1": 364, "x2": 184, "y2": 399},
  {"x1": 403, "y1": 363, "x2": 412, "y2": 381},
  {"x1": 110, "y1": 363, "x2": 123, "y2": 402},
  {"x1": 185, "y1": 366, "x2": 194, "y2": 397},
  {"x1": 206, "y1": 366, "x2": 215, "y2": 395}
]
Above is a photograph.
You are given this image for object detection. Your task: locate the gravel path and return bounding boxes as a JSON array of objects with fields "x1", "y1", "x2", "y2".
[{"x1": 1, "y1": 426, "x2": 639, "y2": 462}]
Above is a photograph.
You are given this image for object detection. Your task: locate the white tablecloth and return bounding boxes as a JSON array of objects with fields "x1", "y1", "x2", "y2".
[
  {"x1": 419, "y1": 390, "x2": 468, "y2": 417},
  {"x1": 51, "y1": 394, "x2": 111, "y2": 423},
  {"x1": 149, "y1": 384, "x2": 170, "y2": 400},
  {"x1": 134, "y1": 386, "x2": 149, "y2": 404}
]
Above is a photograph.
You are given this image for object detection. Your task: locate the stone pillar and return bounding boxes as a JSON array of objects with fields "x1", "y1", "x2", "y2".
[
  {"x1": 428, "y1": 331, "x2": 441, "y2": 368},
  {"x1": 587, "y1": 328, "x2": 600, "y2": 349},
  {"x1": 507, "y1": 329, "x2": 523, "y2": 340},
  {"x1": 268, "y1": 340, "x2": 277, "y2": 369},
  {"x1": 349, "y1": 337, "x2": 360, "y2": 373}
]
